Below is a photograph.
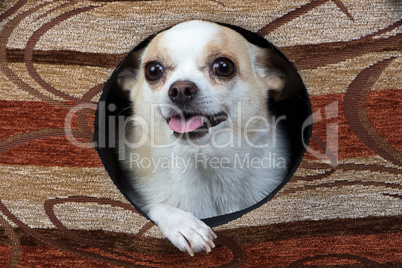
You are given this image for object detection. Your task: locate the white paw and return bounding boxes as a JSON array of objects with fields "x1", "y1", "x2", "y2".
[{"x1": 146, "y1": 204, "x2": 217, "y2": 256}]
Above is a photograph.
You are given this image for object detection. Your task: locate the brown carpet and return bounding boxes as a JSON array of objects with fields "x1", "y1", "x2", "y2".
[{"x1": 0, "y1": 0, "x2": 401, "y2": 267}]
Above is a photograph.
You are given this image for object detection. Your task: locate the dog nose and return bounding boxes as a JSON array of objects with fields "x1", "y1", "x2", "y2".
[{"x1": 168, "y1": 81, "x2": 198, "y2": 104}]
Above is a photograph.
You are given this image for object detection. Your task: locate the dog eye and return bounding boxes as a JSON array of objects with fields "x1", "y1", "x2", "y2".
[
  {"x1": 145, "y1": 61, "x2": 164, "y2": 81},
  {"x1": 212, "y1": 58, "x2": 235, "y2": 77}
]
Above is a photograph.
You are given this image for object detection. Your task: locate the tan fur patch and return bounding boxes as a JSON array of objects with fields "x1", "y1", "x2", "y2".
[{"x1": 140, "y1": 33, "x2": 176, "y2": 91}]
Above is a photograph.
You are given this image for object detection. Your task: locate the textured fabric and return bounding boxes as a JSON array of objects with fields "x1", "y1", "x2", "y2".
[{"x1": 0, "y1": 0, "x2": 401, "y2": 267}]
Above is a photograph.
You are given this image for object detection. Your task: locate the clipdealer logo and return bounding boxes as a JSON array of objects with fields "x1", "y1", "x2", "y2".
[{"x1": 64, "y1": 101, "x2": 339, "y2": 166}]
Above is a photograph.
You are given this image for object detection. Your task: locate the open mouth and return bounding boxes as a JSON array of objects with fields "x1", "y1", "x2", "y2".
[{"x1": 166, "y1": 111, "x2": 228, "y2": 139}]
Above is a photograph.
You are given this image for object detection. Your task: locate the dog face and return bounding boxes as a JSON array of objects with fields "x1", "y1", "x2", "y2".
[{"x1": 117, "y1": 20, "x2": 291, "y2": 146}]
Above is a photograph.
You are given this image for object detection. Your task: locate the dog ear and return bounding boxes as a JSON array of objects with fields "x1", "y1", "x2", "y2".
[
  {"x1": 115, "y1": 49, "x2": 144, "y2": 93},
  {"x1": 254, "y1": 47, "x2": 304, "y2": 102}
]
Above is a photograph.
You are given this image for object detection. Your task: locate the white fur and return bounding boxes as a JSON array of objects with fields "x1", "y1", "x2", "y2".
[{"x1": 119, "y1": 20, "x2": 289, "y2": 256}]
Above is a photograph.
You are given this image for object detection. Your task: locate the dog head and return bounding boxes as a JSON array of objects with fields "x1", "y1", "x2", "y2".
[{"x1": 116, "y1": 20, "x2": 302, "y2": 145}]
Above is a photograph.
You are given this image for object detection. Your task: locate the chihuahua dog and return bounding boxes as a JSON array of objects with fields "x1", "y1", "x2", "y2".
[{"x1": 116, "y1": 20, "x2": 300, "y2": 256}]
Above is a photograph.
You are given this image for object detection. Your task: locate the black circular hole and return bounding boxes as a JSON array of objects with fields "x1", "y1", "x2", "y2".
[{"x1": 94, "y1": 21, "x2": 312, "y2": 227}]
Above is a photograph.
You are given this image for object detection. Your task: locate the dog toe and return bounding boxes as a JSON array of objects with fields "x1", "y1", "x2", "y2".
[
  {"x1": 147, "y1": 204, "x2": 216, "y2": 256},
  {"x1": 178, "y1": 226, "x2": 212, "y2": 254}
]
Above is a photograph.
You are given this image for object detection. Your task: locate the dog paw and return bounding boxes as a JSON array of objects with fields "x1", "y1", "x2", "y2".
[{"x1": 146, "y1": 204, "x2": 217, "y2": 256}]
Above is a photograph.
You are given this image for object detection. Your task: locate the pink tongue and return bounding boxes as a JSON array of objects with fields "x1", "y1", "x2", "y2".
[{"x1": 168, "y1": 116, "x2": 203, "y2": 133}]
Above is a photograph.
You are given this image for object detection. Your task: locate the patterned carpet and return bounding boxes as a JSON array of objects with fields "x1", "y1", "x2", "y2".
[{"x1": 0, "y1": 0, "x2": 401, "y2": 267}]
